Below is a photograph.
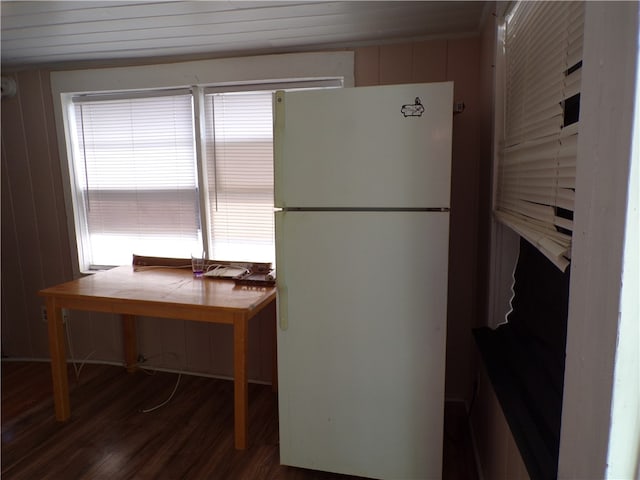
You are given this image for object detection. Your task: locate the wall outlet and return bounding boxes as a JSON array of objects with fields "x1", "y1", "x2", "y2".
[{"x1": 40, "y1": 306, "x2": 68, "y2": 324}]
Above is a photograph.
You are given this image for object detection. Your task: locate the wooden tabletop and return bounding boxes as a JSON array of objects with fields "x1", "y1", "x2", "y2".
[{"x1": 39, "y1": 266, "x2": 277, "y2": 323}]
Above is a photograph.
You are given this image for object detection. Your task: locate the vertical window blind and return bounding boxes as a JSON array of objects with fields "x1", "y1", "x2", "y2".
[{"x1": 496, "y1": 1, "x2": 584, "y2": 270}]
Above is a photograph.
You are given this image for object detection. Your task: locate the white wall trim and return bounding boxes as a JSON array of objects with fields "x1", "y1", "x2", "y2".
[
  {"x1": 50, "y1": 52, "x2": 355, "y2": 94},
  {"x1": 606, "y1": 7, "x2": 640, "y2": 476},
  {"x1": 559, "y1": 3, "x2": 638, "y2": 478},
  {"x1": 0, "y1": 357, "x2": 272, "y2": 385}
]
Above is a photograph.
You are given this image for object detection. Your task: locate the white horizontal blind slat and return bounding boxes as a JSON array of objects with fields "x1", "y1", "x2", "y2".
[
  {"x1": 495, "y1": 211, "x2": 571, "y2": 270},
  {"x1": 73, "y1": 93, "x2": 201, "y2": 266},
  {"x1": 496, "y1": 1, "x2": 584, "y2": 270}
]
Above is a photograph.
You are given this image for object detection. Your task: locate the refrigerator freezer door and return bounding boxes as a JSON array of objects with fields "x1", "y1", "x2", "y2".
[
  {"x1": 274, "y1": 82, "x2": 453, "y2": 209},
  {"x1": 276, "y1": 210, "x2": 449, "y2": 479}
]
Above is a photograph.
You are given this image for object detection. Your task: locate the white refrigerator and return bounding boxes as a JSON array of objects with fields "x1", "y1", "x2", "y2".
[{"x1": 274, "y1": 82, "x2": 453, "y2": 480}]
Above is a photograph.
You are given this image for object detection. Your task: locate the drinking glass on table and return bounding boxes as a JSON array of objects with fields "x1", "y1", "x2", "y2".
[{"x1": 191, "y1": 252, "x2": 206, "y2": 277}]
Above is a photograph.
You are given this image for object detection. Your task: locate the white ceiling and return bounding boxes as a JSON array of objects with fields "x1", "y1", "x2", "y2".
[{"x1": 1, "y1": 1, "x2": 489, "y2": 69}]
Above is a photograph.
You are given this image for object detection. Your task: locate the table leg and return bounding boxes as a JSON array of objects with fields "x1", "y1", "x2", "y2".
[
  {"x1": 46, "y1": 297, "x2": 70, "y2": 421},
  {"x1": 122, "y1": 314, "x2": 138, "y2": 373},
  {"x1": 233, "y1": 314, "x2": 249, "y2": 450}
]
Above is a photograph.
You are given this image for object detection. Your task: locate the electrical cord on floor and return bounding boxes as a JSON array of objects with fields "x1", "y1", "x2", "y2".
[
  {"x1": 135, "y1": 352, "x2": 182, "y2": 375},
  {"x1": 139, "y1": 373, "x2": 182, "y2": 413},
  {"x1": 63, "y1": 312, "x2": 181, "y2": 411},
  {"x1": 64, "y1": 317, "x2": 95, "y2": 382}
]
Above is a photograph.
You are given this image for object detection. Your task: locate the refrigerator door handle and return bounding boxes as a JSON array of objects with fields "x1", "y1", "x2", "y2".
[
  {"x1": 274, "y1": 91, "x2": 286, "y2": 209},
  {"x1": 278, "y1": 285, "x2": 289, "y2": 331},
  {"x1": 275, "y1": 210, "x2": 288, "y2": 330}
]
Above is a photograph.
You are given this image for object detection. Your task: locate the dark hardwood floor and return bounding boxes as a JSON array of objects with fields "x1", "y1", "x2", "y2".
[{"x1": 1, "y1": 361, "x2": 478, "y2": 479}]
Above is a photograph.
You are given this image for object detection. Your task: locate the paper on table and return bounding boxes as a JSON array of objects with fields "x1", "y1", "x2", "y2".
[{"x1": 203, "y1": 266, "x2": 248, "y2": 278}]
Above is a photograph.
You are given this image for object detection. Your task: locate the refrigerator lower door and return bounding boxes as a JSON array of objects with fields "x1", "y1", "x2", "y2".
[{"x1": 276, "y1": 210, "x2": 448, "y2": 480}]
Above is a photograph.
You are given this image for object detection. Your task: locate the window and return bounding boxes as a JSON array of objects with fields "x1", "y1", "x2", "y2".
[
  {"x1": 68, "y1": 86, "x2": 336, "y2": 269},
  {"x1": 203, "y1": 90, "x2": 275, "y2": 263},
  {"x1": 494, "y1": 1, "x2": 584, "y2": 270},
  {"x1": 51, "y1": 53, "x2": 354, "y2": 273},
  {"x1": 70, "y1": 90, "x2": 200, "y2": 267}
]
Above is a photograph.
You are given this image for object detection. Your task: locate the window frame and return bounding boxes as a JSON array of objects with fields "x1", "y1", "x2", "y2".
[
  {"x1": 51, "y1": 52, "x2": 355, "y2": 276},
  {"x1": 68, "y1": 90, "x2": 202, "y2": 269}
]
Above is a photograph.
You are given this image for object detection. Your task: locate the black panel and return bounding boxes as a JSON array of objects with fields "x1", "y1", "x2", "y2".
[
  {"x1": 474, "y1": 238, "x2": 570, "y2": 480},
  {"x1": 563, "y1": 93, "x2": 580, "y2": 127}
]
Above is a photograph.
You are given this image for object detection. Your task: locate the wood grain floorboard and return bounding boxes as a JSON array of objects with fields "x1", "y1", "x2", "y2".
[{"x1": 1, "y1": 361, "x2": 478, "y2": 479}]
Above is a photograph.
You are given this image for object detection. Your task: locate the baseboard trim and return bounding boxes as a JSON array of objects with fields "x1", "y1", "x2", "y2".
[
  {"x1": 466, "y1": 407, "x2": 486, "y2": 480},
  {"x1": 0, "y1": 357, "x2": 272, "y2": 385}
]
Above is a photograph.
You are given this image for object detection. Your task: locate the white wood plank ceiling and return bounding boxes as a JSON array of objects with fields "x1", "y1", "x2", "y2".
[{"x1": 1, "y1": 1, "x2": 488, "y2": 68}]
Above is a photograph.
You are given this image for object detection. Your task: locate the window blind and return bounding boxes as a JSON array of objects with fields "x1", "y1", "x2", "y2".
[
  {"x1": 496, "y1": 1, "x2": 584, "y2": 270},
  {"x1": 72, "y1": 92, "x2": 200, "y2": 266},
  {"x1": 203, "y1": 91, "x2": 275, "y2": 263}
]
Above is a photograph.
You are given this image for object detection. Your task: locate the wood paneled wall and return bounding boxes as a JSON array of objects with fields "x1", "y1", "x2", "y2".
[
  {"x1": 1, "y1": 38, "x2": 484, "y2": 397},
  {"x1": 2, "y1": 70, "x2": 73, "y2": 358}
]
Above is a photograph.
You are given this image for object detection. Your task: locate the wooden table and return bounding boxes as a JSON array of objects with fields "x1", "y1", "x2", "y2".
[{"x1": 38, "y1": 266, "x2": 276, "y2": 450}]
